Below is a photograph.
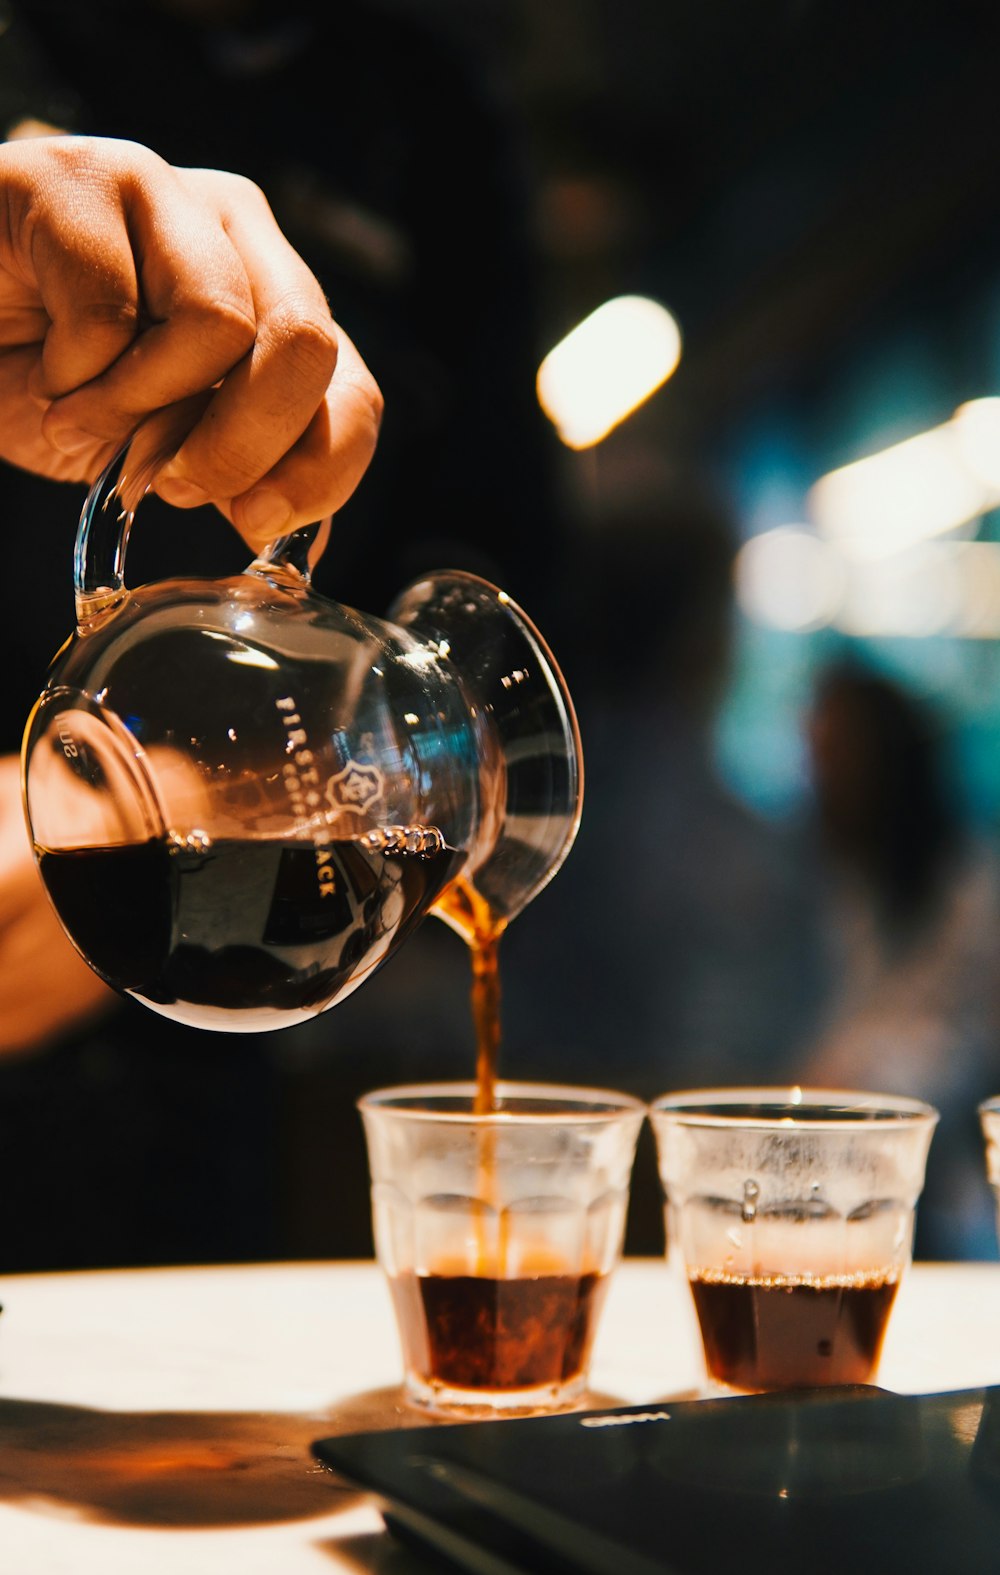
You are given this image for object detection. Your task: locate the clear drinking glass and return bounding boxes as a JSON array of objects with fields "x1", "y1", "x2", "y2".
[
  {"x1": 649, "y1": 1087, "x2": 938, "y2": 1393},
  {"x1": 359, "y1": 1081, "x2": 645, "y2": 1416}
]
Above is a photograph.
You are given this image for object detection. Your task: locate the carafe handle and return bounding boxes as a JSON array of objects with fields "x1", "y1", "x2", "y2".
[
  {"x1": 74, "y1": 439, "x2": 134, "y2": 631},
  {"x1": 74, "y1": 432, "x2": 326, "y2": 633}
]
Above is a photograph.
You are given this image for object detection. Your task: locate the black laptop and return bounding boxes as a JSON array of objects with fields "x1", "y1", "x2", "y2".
[{"x1": 313, "y1": 1385, "x2": 1000, "y2": 1574}]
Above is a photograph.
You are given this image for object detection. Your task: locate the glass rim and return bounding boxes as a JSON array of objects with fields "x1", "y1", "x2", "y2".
[
  {"x1": 357, "y1": 1079, "x2": 646, "y2": 1123},
  {"x1": 649, "y1": 1085, "x2": 939, "y2": 1130}
]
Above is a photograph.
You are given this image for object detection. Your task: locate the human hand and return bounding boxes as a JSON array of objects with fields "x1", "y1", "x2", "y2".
[
  {"x1": 0, "y1": 135, "x2": 382, "y2": 551},
  {"x1": 0, "y1": 756, "x2": 116, "y2": 1057}
]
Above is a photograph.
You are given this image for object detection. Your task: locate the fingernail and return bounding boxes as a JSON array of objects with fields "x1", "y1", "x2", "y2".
[
  {"x1": 157, "y1": 475, "x2": 210, "y2": 507},
  {"x1": 237, "y1": 488, "x2": 293, "y2": 542},
  {"x1": 49, "y1": 426, "x2": 97, "y2": 456}
]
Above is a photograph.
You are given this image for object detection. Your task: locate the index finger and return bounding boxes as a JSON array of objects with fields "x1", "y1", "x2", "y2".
[
  {"x1": 226, "y1": 327, "x2": 382, "y2": 550},
  {"x1": 0, "y1": 137, "x2": 143, "y2": 395},
  {"x1": 153, "y1": 168, "x2": 339, "y2": 511},
  {"x1": 41, "y1": 153, "x2": 259, "y2": 454}
]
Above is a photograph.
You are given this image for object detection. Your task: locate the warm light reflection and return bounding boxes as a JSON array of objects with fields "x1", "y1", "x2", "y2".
[
  {"x1": 837, "y1": 542, "x2": 963, "y2": 638},
  {"x1": 741, "y1": 396, "x2": 1000, "y2": 636},
  {"x1": 809, "y1": 425, "x2": 987, "y2": 560},
  {"x1": 948, "y1": 542, "x2": 1000, "y2": 637},
  {"x1": 741, "y1": 536, "x2": 1000, "y2": 639},
  {"x1": 536, "y1": 295, "x2": 682, "y2": 449},
  {"x1": 735, "y1": 527, "x2": 845, "y2": 632},
  {"x1": 951, "y1": 398, "x2": 1000, "y2": 493},
  {"x1": 224, "y1": 648, "x2": 279, "y2": 669}
]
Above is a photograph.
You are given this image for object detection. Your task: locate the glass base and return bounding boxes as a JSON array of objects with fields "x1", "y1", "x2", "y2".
[
  {"x1": 404, "y1": 1368, "x2": 588, "y2": 1419},
  {"x1": 700, "y1": 1363, "x2": 884, "y2": 1397}
]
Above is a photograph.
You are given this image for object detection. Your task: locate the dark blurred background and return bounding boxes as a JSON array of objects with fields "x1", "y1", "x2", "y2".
[{"x1": 2, "y1": 0, "x2": 1000, "y2": 1266}]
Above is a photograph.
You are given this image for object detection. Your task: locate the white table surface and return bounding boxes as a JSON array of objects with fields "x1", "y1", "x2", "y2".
[{"x1": 2, "y1": 1257, "x2": 1000, "y2": 1572}]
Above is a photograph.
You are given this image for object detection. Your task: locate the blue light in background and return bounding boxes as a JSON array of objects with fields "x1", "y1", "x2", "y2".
[{"x1": 710, "y1": 308, "x2": 1000, "y2": 832}]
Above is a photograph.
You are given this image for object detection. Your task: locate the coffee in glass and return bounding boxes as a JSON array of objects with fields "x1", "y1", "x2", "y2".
[{"x1": 649, "y1": 1088, "x2": 938, "y2": 1392}]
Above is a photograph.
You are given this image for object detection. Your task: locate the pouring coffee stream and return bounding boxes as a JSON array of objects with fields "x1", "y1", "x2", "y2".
[
  {"x1": 433, "y1": 875, "x2": 506, "y2": 1112},
  {"x1": 432, "y1": 873, "x2": 507, "y2": 1274},
  {"x1": 22, "y1": 436, "x2": 582, "y2": 1092}
]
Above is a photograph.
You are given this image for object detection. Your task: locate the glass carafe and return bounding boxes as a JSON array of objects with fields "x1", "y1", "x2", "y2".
[{"x1": 22, "y1": 442, "x2": 582, "y2": 1032}]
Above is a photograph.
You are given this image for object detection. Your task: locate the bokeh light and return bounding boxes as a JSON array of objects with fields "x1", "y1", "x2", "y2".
[
  {"x1": 809, "y1": 424, "x2": 988, "y2": 561},
  {"x1": 536, "y1": 295, "x2": 682, "y2": 449},
  {"x1": 736, "y1": 526, "x2": 846, "y2": 632}
]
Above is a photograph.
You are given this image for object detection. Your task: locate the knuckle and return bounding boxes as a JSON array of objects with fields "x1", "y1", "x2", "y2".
[
  {"x1": 52, "y1": 135, "x2": 165, "y2": 192},
  {"x1": 262, "y1": 295, "x2": 338, "y2": 388},
  {"x1": 193, "y1": 462, "x2": 242, "y2": 499},
  {"x1": 106, "y1": 137, "x2": 168, "y2": 179},
  {"x1": 219, "y1": 170, "x2": 268, "y2": 209},
  {"x1": 346, "y1": 368, "x2": 384, "y2": 446},
  {"x1": 363, "y1": 374, "x2": 385, "y2": 435},
  {"x1": 187, "y1": 165, "x2": 269, "y2": 212},
  {"x1": 179, "y1": 430, "x2": 257, "y2": 491},
  {"x1": 178, "y1": 292, "x2": 257, "y2": 360},
  {"x1": 213, "y1": 292, "x2": 259, "y2": 352}
]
